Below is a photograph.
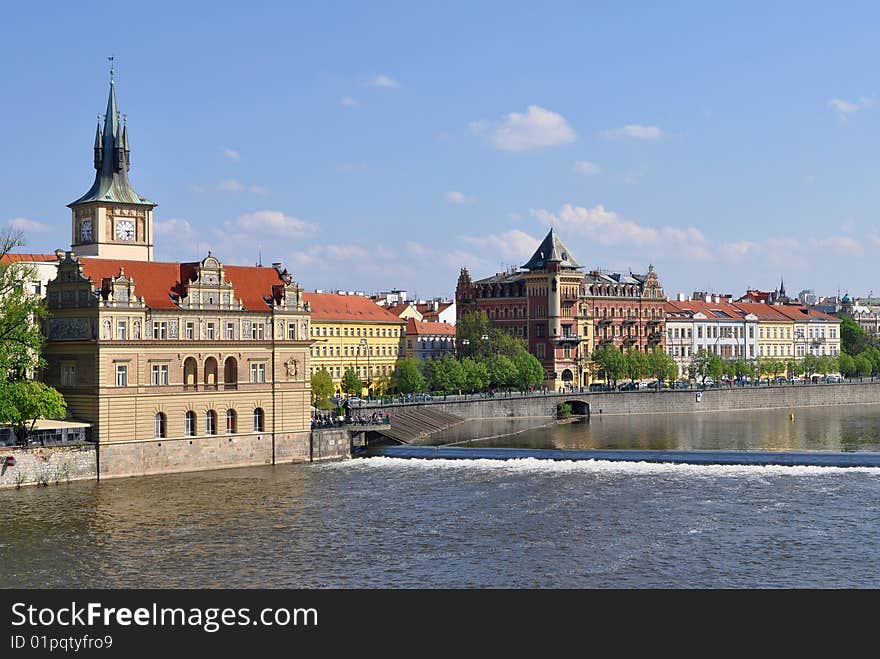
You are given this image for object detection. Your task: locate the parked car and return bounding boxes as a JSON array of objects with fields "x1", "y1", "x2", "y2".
[
  {"x1": 647, "y1": 380, "x2": 668, "y2": 390},
  {"x1": 672, "y1": 380, "x2": 691, "y2": 389},
  {"x1": 589, "y1": 383, "x2": 613, "y2": 392},
  {"x1": 824, "y1": 374, "x2": 844, "y2": 383},
  {"x1": 775, "y1": 375, "x2": 788, "y2": 384},
  {"x1": 618, "y1": 382, "x2": 638, "y2": 391},
  {"x1": 700, "y1": 377, "x2": 715, "y2": 387}
]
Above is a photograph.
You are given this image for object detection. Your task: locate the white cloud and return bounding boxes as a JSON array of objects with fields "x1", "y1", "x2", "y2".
[
  {"x1": 362, "y1": 74, "x2": 400, "y2": 89},
  {"x1": 600, "y1": 124, "x2": 663, "y2": 140},
  {"x1": 7, "y1": 217, "x2": 51, "y2": 233},
  {"x1": 224, "y1": 210, "x2": 318, "y2": 236},
  {"x1": 472, "y1": 105, "x2": 577, "y2": 151},
  {"x1": 248, "y1": 184, "x2": 269, "y2": 195},
  {"x1": 573, "y1": 160, "x2": 601, "y2": 175},
  {"x1": 532, "y1": 204, "x2": 708, "y2": 259},
  {"x1": 828, "y1": 97, "x2": 873, "y2": 120},
  {"x1": 154, "y1": 218, "x2": 195, "y2": 238},
  {"x1": 508, "y1": 212, "x2": 522, "y2": 222},
  {"x1": 459, "y1": 229, "x2": 539, "y2": 262},
  {"x1": 340, "y1": 96, "x2": 358, "y2": 107},
  {"x1": 217, "y1": 179, "x2": 245, "y2": 193},
  {"x1": 808, "y1": 236, "x2": 864, "y2": 256},
  {"x1": 444, "y1": 190, "x2": 476, "y2": 205},
  {"x1": 222, "y1": 147, "x2": 240, "y2": 162}
]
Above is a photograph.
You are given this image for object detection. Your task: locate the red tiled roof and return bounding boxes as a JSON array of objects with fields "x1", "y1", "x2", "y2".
[
  {"x1": 414, "y1": 302, "x2": 452, "y2": 315},
  {"x1": 665, "y1": 299, "x2": 753, "y2": 320},
  {"x1": 385, "y1": 302, "x2": 416, "y2": 317},
  {"x1": 0, "y1": 253, "x2": 58, "y2": 264},
  {"x1": 304, "y1": 292, "x2": 406, "y2": 323},
  {"x1": 405, "y1": 318, "x2": 456, "y2": 336},
  {"x1": 728, "y1": 302, "x2": 790, "y2": 321},
  {"x1": 737, "y1": 290, "x2": 772, "y2": 303},
  {"x1": 79, "y1": 258, "x2": 285, "y2": 311},
  {"x1": 772, "y1": 305, "x2": 841, "y2": 323}
]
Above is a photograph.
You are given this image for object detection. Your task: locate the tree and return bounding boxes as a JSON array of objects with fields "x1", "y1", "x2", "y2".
[
  {"x1": 854, "y1": 353, "x2": 873, "y2": 378},
  {"x1": 391, "y1": 357, "x2": 426, "y2": 394},
  {"x1": 624, "y1": 348, "x2": 647, "y2": 383},
  {"x1": 838, "y1": 353, "x2": 856, "y2": 377},
  {"x1": 732, "y1": 358, "x2": 751, "y2": 378},
  {"x1": 460, "y1": 357, "x2": 489, "y2": 393},
  {"x1": 802, "y1": 354, "x2": 820, "y2": 381},
  {"x1": 646, "y1": 347, "x2": 677, "y2": 385},
  {"x1": 512, "y1": 350, "x2": 544, "y2": 391},
  {"x1": 310, "y1": 368, "x2": 334, "y2": 405},
  {"x1": 689, "y1": 349, "x2": 712, "y2": 384},
  {"x1": 456, "y1": 311, "x2": 525, "y2": 360},
  {"x1": 341, "y1": 368, "x2": 363, "y2": 396},
  {"x1": 0, "y1": 381, "x2": 67, "y2": 446},
  {"x1": 485, "y1": 353, "x2": 517, "y2": 390},
  {"x1": 591, "y1": 344, "x2": 626, "y2": 387},
  {"x1": 423, "y1": 354, "x2": 465, "y2": 393},
  {"x1": 840, "y1": 315, "x2": 871, "y2": 356},
  {"x1": 0, "y1": 229, "x2": 48, "y2": 379}
]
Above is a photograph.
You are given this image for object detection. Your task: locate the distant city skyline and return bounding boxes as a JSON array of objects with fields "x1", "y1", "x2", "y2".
[{"x1": 2, "y1": 2, "x2": 879, "y2": 299}]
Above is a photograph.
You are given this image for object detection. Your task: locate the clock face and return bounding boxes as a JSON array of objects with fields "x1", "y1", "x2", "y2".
[
  {"x1": 80, "y1": 219, "x2": 92, "y2": 241},
  {"x1": 115, "y1": 220, "x2": 135, "y2": 241}
]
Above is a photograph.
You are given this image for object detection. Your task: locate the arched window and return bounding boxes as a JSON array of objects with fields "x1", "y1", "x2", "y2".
[
  {"x1": 205, "y1": 410, "x2": 217, "y2": 435},
  {"x1": 204, "y1": 356, "x2": 218, "y2": 390},
  {"x1": 224, "y1": 357, "x2": 238, "y2": 389},
  {"x1": 154, "y1": 412, "x2": 166, "y2": 439},
  {"x1": 184, "y1": 411, "x2": 196, "y2": 437},
  {"x1": 183, "y1": 357, "x2": 198, "y2": 389},
  {"x1": 226, "y1": 409, "x2": 237, "y2": 434},
  {"x1": 253, "y1": 407, "x2": 265, "y2": 432}
]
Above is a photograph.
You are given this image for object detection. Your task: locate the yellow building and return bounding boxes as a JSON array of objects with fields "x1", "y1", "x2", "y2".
[
  {"x1": 774, "y1": 306, "x2": 842, "y2": 358},
  {"x1": 303, "y1": 293, "x2": 406, "y2": 396},
  {"x1": 733, "y1": 303, "x2": 794, "y2": 361}
]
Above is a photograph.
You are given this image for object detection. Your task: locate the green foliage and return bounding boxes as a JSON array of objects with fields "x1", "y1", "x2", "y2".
[
  {"x1": 512, "y1": 350, "x2": 545, "y2": 390},
  {"x1": 456, "y1": 310, "x2": 526, "y2": 360},
  {"x1": 591, "y1": 344, "x2": 626, "y2": 386},
  {"x1": 391, "y1": 357, "x2": 426, "y2": 394},
  {"x1": 460, "y1": 357, "x2": 490, "y2": 392},
  {"x1": 802, "y1": 354, "x2": 820, "y2": 378},
  {"x1": 838, "y1": 353, "x2": 856, "y2": 376},
  {"x1": 341, "y1": 368, "x2": 363, "y2": 396},
  {"x1": 0, "y1": 380, "x2": 67, "y2": 445},
  {"x1": 854, "y1": 353, "x2": 873, "y2": 376},
  {"x1": 485, "y1": 353, "x2": 517, "y2": 389},
  {"x1": 310, "y1": 368, "x2": 334, "y2": 404},
  {"x1": 557, "y1": 402, "x2": 572, "y2": 419},
  {"x1": 840, "y1": 315, "x2": 871, "y2": 356},
  {"x1": 646, "y1": 347, "x2": 678, "y2": 384},
  {"x1": 422, "y1": 354, "x2": 465, "y2": 393},
  {"x1": 0, "y1": 236, "x2": 48, "y2": 379},
  {"x1": 624, "y1": 348, "x2": 647, "y2": 382}
]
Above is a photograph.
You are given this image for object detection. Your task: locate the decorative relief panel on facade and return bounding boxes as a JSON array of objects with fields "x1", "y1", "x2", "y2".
[
  {"x1": 48, "y1": 318, "x2": 90, "y2": 340},
  {"x1": 133, "y1": 320, "x2": 141, "y2": 340},
  {"x1": 168, "y1": 319, "x2": 179, "y2": 339},
  {"x1": 243, "y1": 320, "x2": 252, "y2": 335},
  {"x1": 102, "y1": 320, "x2": 111, "y2": 340}
]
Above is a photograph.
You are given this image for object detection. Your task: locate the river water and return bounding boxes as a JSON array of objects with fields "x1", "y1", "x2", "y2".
[{"x1": 3, "y1": 406, "x2": 880, "y2": 588}]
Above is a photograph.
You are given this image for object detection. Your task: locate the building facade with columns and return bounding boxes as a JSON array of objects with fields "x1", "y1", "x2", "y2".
[{"x1": 37, "y1": 73, "x2": 314, "y2": 476}]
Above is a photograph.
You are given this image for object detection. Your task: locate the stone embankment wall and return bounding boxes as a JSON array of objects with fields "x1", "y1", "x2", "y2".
[
  {"x1": 373, "y1": 382, "x2": 880, "y2": 420},
  {"x1": 0, "y1": 444, "x2": 96, "y2": 490},
  {"x1": 1, "y1": 429, "x2": 350, "y2": 489}
]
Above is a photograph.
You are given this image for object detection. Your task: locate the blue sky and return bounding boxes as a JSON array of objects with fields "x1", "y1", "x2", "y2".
[{"x1": 2, "y1": 1, "x2": 879, "y2": 299}]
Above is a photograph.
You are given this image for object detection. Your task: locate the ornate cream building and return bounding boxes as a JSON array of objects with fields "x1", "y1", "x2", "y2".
[{"x1": 40, "y1": 73, "x2": 314, "y2": 477}]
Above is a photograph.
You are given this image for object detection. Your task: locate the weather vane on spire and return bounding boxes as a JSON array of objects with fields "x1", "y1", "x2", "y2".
[{"x1": 107, "y1": 55, "x2": 115, "y2": 83}]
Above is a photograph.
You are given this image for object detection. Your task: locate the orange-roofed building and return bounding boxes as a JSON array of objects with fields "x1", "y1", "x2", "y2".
[
  {"x1": 35, "y1": 73, "x2": 316, "y2": 476},
  {"x1": 302, "y1": 292, "x2": 406, "y2": 396},
  {"x1": 404, "y1": 318, "x2": 456, "y2": 360}
]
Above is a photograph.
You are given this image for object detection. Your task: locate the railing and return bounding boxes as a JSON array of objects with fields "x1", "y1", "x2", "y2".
[{"x1": 223, "y1": 382, "x2": 238, "y2": 390}]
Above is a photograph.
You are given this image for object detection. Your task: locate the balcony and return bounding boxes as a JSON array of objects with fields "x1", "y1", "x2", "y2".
[
  {"x1": 597, "y1": 317, "x2": 613, "y2": 324},
  {"x1": 555, "y1": 333, "x2": 584, "y2": 344},
  {"x1": 223, "y1": 382, "x2": 238, "y2": 391},
  {"x1": 647, "y1": 331, "x2": 663, "y2": 342}
]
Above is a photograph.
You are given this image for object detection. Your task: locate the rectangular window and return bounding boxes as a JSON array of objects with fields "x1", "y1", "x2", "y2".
[
  {"x1": 206, "y1": 322, "x2": 215, "y2": 340},
  {"x1": 288, "y1": 323, "x2": 296, "y2": 340},
  {"x1": 116, "y1": 364, "x2": 128, "y2": 387},
  {"x1": 563, "y1": 345, "x2": 571, "y2": 358},
  {"x1": 186, "y1": 322, "x2": 194, "y2": 340},
  {"x1": 116, "y1": 320, "x2": 126, "y2": 340},
  {"x1": 536, "y1": 343, "x2": 545, "y2": 359},
  {"x1": 226, "y1": 322, "x2": 235, "y2": 340},
  {"x1": 153, "y1": 322, "x2": 167, "y2": 340},
  {"x1": 151, "y1": 364, "x2": 169, "y2": 386},
  {"x1": 61, "y1": 364, "x2": 76, "y2": 387},
  {"x1": 251, "y1": 323, "x2": 265, "y2": 340},
  {"x1": 250, "y1": 363, "x2": 266, "y2": 383}
]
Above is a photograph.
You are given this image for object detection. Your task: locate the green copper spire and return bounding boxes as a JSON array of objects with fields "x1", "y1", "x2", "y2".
[{"x1": 69, "y1": 71, "x2": 155, "y2": 208}]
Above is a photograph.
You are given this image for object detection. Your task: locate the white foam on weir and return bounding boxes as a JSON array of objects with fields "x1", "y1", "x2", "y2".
[{"x1": 325, "y1": 456, "x2": 880, "y2": 478}]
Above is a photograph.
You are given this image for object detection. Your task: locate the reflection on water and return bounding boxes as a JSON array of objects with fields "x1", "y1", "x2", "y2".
[{"x1": 467, "y1": 404, "x2": 880, "y2": 452}]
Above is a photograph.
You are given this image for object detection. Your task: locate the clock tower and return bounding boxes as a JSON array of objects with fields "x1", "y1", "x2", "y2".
[{"x1": 69, "y1": 71, "x2": 156, "y2": 261}]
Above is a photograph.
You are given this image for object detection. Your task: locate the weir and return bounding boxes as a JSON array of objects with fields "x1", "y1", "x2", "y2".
[{"x1": 361, "y1": 445, "x2": 880, "y2": 468}]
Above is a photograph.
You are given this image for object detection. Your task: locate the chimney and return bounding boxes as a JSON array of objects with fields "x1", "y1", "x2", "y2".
[
  {"x1": 713, "y1": 295, "x2": 720, "y2": 303},
  {"x1": 54, "y1": 249, "x2": 65, "y2": 261},
  {"x1": 704, "y1": 294, "x2": 711, "y2": 303},
  {"x1": 677, "y1": 293, "x2": 686, "y2": 302}
]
